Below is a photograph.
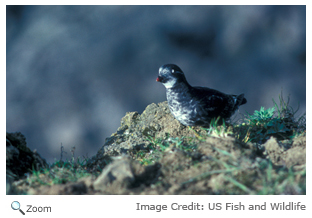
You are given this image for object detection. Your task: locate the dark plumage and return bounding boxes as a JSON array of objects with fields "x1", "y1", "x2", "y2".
[{"x1": 156, "y1": 64, "x2": 247, "y2": 127}]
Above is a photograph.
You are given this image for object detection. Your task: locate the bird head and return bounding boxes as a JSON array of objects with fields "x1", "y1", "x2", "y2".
[{"x1": 156, "y1": 64, "x2": 188, "y2": 89}]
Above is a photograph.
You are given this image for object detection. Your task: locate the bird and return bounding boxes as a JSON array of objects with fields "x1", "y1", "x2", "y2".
[{"x1": 156, "y1": 64, "x2": 247, "y2": 127}]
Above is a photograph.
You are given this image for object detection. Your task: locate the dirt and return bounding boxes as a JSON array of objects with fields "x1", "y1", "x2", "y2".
[{"x1": 7, "y1": 101, "x2": 306, "y2": 195}]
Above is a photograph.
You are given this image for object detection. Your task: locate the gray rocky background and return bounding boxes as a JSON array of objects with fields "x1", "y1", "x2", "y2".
[{"x1": 6, "y1": 5, "x2": 306, "y2": 163}]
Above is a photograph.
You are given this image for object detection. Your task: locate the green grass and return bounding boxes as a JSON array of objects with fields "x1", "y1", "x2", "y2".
[
  {"x1": 24, "y1": 146, "x2": 100, "y2": 189},
  {"x1": 133, "y1": 134, "x2": 198, "y2": 165},
  {"x1": 234, "y1": 92, "x2": 305, "y2": 144},
  {"x1": 255, "y1": 161, "x2": 306, "y2": 195}
]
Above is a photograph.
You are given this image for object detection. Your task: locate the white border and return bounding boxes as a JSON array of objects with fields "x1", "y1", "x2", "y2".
[{"x1": 2, "y1": 2, "x2": 310, "y2": 217}]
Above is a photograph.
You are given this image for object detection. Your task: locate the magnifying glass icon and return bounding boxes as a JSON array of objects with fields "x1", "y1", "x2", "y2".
[{"x1": 11, "y1": 201, "x2": 25, "y2": 215}]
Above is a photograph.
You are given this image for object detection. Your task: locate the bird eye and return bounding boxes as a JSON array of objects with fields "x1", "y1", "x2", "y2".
[{"x1": 172, "y1": 69, "x2": 175, "y2": 73}]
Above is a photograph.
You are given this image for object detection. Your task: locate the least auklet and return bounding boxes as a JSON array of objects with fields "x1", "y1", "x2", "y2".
[{"x1": 156, "y1": 64, "x2": 247, "y2": 127}]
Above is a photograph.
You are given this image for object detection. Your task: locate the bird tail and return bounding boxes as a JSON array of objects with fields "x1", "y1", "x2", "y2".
[{"x1": 236, "y1": 94, "x2": 247, "y2": 106}]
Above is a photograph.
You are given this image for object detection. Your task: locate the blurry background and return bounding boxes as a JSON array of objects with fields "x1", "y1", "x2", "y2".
[{"x1": 6, "y1": 5, "x2": 306, "y2": 163}]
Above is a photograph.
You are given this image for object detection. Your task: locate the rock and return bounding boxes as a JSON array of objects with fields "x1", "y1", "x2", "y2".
[
  {"x1": 89, "y1": 101, "x2": 207, "y2": 167},
  {"x1": 93, "y1": 156, "x2": 161, "y2": 194},
  {"x1": 28, "y1": 182, "x2": 88, "y2": 195},
  {"x1": 263, "y1": 137, "x2": 284, "y2": 165},
  {"x1": 93, "y1": 156, "x2": 136, "y2": 192},
  {"x1": 284, "y1": 135, "x2": 306, "y2": 168},
  {"x1": 263, "y1": 135, "x2": 306, "y2": 168},
  {"x1": 7, "y1": 101, "x2": 306, "y2": 195},
  {"x1": 6, "y1": 132, "x2": 49, "y2": 194},
  {"x1": 292, "y1": 135, "x2": 306, "y2": 148}
]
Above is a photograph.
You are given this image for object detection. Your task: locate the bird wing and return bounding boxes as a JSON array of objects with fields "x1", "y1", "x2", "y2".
[{"x1": 191, "y1": 86, "x2": 230, "y2": 115}]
